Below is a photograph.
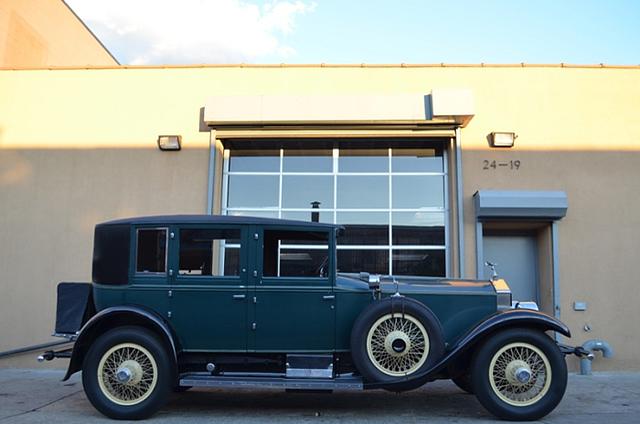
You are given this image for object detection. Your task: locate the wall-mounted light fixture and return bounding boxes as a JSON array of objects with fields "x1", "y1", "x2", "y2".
[
  {"x1": 157, "y1": 135, "x2": 182, "y2": 151},
  {"x1": 489, "y1": 132, "x2": 517, "y2": 148}
]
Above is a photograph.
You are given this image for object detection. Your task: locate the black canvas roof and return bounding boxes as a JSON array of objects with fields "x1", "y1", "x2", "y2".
[{"x1": 97, "y1": 214, "x2": 341, "y2": 229}]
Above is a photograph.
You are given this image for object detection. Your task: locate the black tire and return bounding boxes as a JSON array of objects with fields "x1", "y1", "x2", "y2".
[
  {"x1": 82, "y1": 326, "x2": 172, "y2": 420},
  {"x1": 471, "y1": 328, "x2": 567, "y2": 421},
  {"x1": 350, "y1": 297, "x2": 445, "y2": 390},
  {"x1": 452, "y1": 373, "x2": 474, "y2": 394}
]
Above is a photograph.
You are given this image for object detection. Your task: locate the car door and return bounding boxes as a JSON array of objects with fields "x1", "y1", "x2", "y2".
[
  {"x1": 168, "y1": 224, "x2": 248, "y2": 352},
  {"x1": 248, "y1": 225, "x2": 335, "y2": 353}
]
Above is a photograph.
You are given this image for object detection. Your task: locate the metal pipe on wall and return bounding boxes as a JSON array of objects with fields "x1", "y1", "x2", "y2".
[{"x1": 580, "y1": 339, "x2": 614, "y2": 375}]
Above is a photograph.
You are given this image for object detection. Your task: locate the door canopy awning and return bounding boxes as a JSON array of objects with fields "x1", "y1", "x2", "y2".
[
  {"x1": 474, "y1": 190, "x2": 568, "y2": 220},
  {"x1": 203, "y1": 89, "x2": 474, "y2": 128}
]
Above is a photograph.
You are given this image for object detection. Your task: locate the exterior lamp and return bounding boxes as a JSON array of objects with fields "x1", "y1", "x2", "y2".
[
  {"x1": 157, "y1": 135, "x2": 182, "y2": 151},
  {"x1": 489, "y1": 132, "x2": 517, "y2": 148}
]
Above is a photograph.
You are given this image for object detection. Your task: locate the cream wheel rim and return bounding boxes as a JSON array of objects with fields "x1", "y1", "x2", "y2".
[
  {"x1": 366, "y1": 313, "x2": 430, "y2": 376},
  {"x1": 97, "y1": 343, "x2": 158, "y2": 406},
  {"x1": 489, "y1": 342, "x2": 552, "y2": 407}
]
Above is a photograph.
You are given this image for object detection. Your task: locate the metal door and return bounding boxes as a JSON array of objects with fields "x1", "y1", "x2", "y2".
[{"x1": 483, "y1": 233, "x2": 539, "y2": 303}]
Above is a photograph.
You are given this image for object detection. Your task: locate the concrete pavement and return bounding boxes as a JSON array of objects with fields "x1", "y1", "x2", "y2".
[{"x1": 0, "y1": 369, "x2": 638, "y2": 423}]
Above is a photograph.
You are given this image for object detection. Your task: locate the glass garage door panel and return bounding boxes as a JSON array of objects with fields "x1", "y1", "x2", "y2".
[
  {"x1": 283, "y1": 149, "x2": 332, "y2": 172},
  {"x1": 392, "y1": 212, "x2": 445, "y2": 246},
  {"x1": 339, "y1": 149, "x2": 388, "y2": 172},
  {"x1": 229, "y1": 149, "x2": 280, "y2": 172},
  {"x1": 281, "y1": 211, "x2": 333, "y2": 223},
  {"x1": 392, "y1": 176, "x2": 444, "y2": 209},
  {"x1": 282, "y1": 175, "x2": 334, "y2": 208},
  {"x1": 336, "y1": 212, "x2": 389, "y2": 245},
  {"x1": 391, "y1": 148, "x2": 443, "y2": 173},
  {"x1": 337, "y1": 250, "x2": 389, "y2": 275},
  {"x1": 392, "y1": 249, "x2": 445, "y2": 277},
  {"x1": 223, "y1": 143, "x2": 449, "y2": 277},
  {"x1": 227, "y1": 175, "x2": 279, "y2": 208},
  {"x1": 337, "y1": 176, "x2": 389, "y2": 209}
]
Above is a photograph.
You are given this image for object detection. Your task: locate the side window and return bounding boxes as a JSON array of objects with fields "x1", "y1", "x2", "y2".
[
  {"x1": 136, "y1": 228, "x2": 167, "y2": 273},
  {"x1": 263, "y1": 230, "x2": 329, "y2": 278},
  {"x1": 179, "y1": 228, "x2": 241, "y2": 277}
]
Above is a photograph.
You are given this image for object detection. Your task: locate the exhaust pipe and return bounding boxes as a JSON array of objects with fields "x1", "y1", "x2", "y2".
[
  {"x1": 36, "y1": 348, "x2": 72, "y2": 363},
  {"x1": 580, "y1": 339, "x2": 613, "y2": 375}
]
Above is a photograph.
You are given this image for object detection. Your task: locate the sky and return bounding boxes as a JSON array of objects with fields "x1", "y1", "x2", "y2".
[{"x1": 66, "y1": 0, "x2": 640, "y2": 65}]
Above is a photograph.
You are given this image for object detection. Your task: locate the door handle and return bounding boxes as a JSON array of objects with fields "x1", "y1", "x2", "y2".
[
  {"x1": 322, "y1": 295, "x2": 335, "y2": 300},
  {"x1": 232, "y1": 294, "x2": 246, "y2": 300}
]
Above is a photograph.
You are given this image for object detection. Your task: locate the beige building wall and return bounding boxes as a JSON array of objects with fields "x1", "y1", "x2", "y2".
[
  {"x1": 0, "y1": 65, "x2": 639, "y2": 371},
  {"x1": 0, "y1": 0, "x2": 117, "y2": 68}
]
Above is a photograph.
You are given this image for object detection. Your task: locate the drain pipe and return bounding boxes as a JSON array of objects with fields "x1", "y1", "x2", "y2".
[{"x1": 580, "y1": 339, "x2": 614, "y2": 375}]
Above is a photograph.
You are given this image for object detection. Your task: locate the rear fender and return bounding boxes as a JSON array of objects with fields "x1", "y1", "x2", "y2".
[
  {"x1": 364, "y1": 309, "x2": 571, "y2": 390},
  {"x1": 63, "y1": 306, "x2": 178, "y2": 381}
]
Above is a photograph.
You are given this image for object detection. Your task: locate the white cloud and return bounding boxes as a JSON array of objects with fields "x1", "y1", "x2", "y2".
[{"x1": 66, "y1": 0, "x2": 315, "y2": 64}]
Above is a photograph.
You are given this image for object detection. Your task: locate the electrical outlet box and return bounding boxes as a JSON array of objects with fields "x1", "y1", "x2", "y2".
[{"x1": 573, "y1": 301, "x2": 587, "y2": 311}]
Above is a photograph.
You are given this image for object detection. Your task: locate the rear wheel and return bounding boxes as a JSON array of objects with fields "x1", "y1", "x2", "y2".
[
  {"x1": 350, "y1": 297, "x2": 444, "y2": 390},
  {"x1": 82, "y1": 326, "x2": 172, "y2": 420},
  {"x1": 471, "y1": 328, "x2": 567, "y2": 421}
]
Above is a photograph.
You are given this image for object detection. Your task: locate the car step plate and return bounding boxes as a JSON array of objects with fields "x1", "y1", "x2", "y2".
[{"x1": 179, "y1": 374, "x2": 363, "y2": 390}]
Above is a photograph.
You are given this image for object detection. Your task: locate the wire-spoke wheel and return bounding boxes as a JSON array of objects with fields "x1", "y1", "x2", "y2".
[
  {"x1": 489, "y1": 342, "x2": 551, "y2": 407},
  {"x1": 97, "y1": 343, "x2": 158, "y2": 406},
  {"x1": 351, "y1": 297, "x2": 444, "y2": 390},
  {"x1": 471, "y1": 328, "x2": 567, "y2": 421},
  {"x1": 82, "y1": 326, "x2": 171, "y2": 420},
  {"x1": 366, "y1": 313, "x2": 429, "y2": 376}
]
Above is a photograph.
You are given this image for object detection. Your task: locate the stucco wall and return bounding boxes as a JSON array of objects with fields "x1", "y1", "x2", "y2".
[{"x1": 0, "y1": 65, "x2": 639, "y2": 371}]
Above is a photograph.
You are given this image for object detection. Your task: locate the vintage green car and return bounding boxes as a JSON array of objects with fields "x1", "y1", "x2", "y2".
[{"x1": 40, "y1": 215, "x2": 586, "y2": 421}]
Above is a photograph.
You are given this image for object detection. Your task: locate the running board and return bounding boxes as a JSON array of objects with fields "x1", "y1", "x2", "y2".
[{"x1": 179, "y1": 373, "x2": 363, "y2": 390}]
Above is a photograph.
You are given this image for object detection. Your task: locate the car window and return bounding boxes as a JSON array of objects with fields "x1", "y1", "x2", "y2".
[
  {"x1": 263, "y1": 229, "x2": 329, "y2": 278},
  {"x1": 179, "y1": 228, "x2": 241, "y2": 277},
  {"x1": 136, "y1": 228, "x2": 167, "y2": 274}
]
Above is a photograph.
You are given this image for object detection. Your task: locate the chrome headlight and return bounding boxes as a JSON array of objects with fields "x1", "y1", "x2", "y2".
[{"x1": 491, "y1": 279, "x2": 512, "y2": 310}]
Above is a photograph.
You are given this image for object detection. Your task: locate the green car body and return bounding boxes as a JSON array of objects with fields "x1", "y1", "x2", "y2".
[
  {"x1": 91, "y1": 215, "x2": 498, "y2": 354},
  {"x1": 44, "y1": 215, "x2": 582, "y2": 421}
]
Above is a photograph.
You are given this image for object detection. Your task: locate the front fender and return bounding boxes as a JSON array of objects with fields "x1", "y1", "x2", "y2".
[
  {"x1": 62, "y1": 306, "x2": 178, "y2": 381},
  {"x1": 364, "y1": 309, "x2": 570, "y2": 390}
]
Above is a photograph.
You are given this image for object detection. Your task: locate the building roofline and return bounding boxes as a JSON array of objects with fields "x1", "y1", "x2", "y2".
[
  {"x1": 61, "y1": 0, "x2": 120, "y2": 65},
  {"x1": 1, "y1": 62, "x2": 640, "y2": 71}
]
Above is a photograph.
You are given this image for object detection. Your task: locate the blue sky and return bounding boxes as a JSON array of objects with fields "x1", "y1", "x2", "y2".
[{"x1": 68, "y1": 0, "x2": 640, "y2": 65}]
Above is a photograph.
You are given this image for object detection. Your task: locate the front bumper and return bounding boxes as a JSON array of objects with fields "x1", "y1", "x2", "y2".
[{"x1": 558, "y1": 343, "x2": 592, "y2": 358}]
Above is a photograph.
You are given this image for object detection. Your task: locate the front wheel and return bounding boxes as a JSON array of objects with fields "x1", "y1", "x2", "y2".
[
  {"x1": 350, "y1": 297, "x2": 445, "y2": 390},
  {"x1": 82, "y1": 326, "x2": 172, "y2": 420},
  {"x1": 471, "y1": 328, "x2": 567, "y2": 421}
]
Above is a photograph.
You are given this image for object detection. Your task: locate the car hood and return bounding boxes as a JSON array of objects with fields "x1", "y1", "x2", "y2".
[{"x1": 336, "y1": 273, "x2": 495, "y2": 295}]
